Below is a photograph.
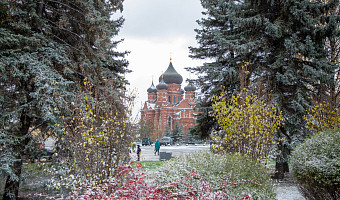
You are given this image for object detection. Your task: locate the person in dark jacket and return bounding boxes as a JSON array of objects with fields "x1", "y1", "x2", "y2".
[
  {"x1": 137, "y1": 145, "x2": 141, "y2": 161},
  {"x1": 154, "y1": 140, "x2": 160, "y2": 155}
]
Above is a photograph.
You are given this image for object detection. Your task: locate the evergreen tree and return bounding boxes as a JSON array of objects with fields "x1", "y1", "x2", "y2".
[
  {"x1": 0, "y1": 0, "x2": 128, "y2": 199},
  {"x1": 189, "y1": 0, "x2": 338, "y2": 178},
  {"x1": 139, "y1": 120, "x2": 155, "y2": 138},
  {"x1": 188, "y1": 0, "x2": 240, "y2": 139},
  {"x1": 172, "y1": 122, "x2": 184, "y2": 144},
  {"x1": 189, "y1": 101, "x2": 216, "y2": 139},
  {"x1": 319, "y1": 1, "x2": 339, "y2": 107}
]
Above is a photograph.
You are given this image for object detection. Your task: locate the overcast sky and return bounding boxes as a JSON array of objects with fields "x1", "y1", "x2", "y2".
[{"x1": 116, "y1": 0, "x2": 205, "y2": 120}]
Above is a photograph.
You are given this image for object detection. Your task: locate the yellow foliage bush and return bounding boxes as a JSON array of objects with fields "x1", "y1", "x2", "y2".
[
  {"x1": 211, "y1": 88, "x2": 283, "y2": 161},
  {"x1": 304, "y1": 101, "x2": 340, "y2": 133},
  {"x1": 59, "y1": 79, "x2": 133, "y2": 186}
]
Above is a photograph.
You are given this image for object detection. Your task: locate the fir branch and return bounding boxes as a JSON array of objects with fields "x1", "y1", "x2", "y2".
[
  {"x1": 26, "y1": 122, "x2": 47, "y2": 138},
  {"x1": 45, "y1": 0, "x2": 85, "y2": 15}
]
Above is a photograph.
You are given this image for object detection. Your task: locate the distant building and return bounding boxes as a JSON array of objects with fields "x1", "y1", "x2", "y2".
[{"x1": 140, "y1": 59, "x2": 198, "y2": 139}]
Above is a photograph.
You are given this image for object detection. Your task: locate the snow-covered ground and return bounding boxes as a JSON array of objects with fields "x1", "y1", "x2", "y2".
[
  {"x1": 276, "y1": 183, "x2": 305, "y2": 200},
  {"x1": 133, "y1": 144, "x2": 305, "y2": 200}
]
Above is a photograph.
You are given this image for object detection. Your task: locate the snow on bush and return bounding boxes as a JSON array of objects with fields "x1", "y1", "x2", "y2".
[
  {"x1": 65, "y1": 161, "x2": 257, "y2": 199},
  {"x1": 20, "y1": 159, "x2": 272, "y2": 199},
  {"x1": 149, "y1": 151, "x2": 276, "y2": 200},
  {"x1": 290, "y1": 129, "x2": 340, "y2": 199}
]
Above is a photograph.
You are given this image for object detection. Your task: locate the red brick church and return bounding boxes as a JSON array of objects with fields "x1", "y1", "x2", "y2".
[{"x1": 140, "y1": 59, "x2": 198, "y2": 139}]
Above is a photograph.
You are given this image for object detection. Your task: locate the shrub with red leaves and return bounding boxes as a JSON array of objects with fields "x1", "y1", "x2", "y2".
[{"x1": 65, "y1": 162, "x2": 258, "y2": 200}]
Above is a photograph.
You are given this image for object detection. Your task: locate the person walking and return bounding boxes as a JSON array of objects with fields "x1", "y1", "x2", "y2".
[
  {"x1": 154, "y1": 140, "x2": 160, "y2": 155},
  {"x1": 137, "y1": 145, "x2": 141, "y2": 161}
]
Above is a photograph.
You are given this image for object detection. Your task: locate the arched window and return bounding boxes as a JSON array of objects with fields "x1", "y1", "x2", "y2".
[
  {"x1": 168, "y1": 96, "x2": 171, "y2": 103},
  {"x1": 168, "y1": 116, "x2": 172, "y2": 130},
  {"x1": 173, "y1": 96, "x2": 176, "y2": 103}
]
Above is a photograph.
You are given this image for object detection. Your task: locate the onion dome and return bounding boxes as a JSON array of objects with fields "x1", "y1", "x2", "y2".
[
  {"x1": 159, "y1": 61, "x2": 183, "y2": 84},
  {"x1": 147, "y1": 81, "x2": 157, "y2": 93},
  {"x1": 184, "y1": 82, "x2": 196, "y2": 92},
  {"x1": 156, "y1": 77, "x2": 168, "y2": 90}
]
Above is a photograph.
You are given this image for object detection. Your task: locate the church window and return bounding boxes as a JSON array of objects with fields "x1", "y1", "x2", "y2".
[
  {"x1": 168, "y1": 96, "x2": 171, "y2": 103},
  {"x1": 173, "y1": 96, "x2": 176, "y2": 103},
  {"x1": 168, "y1": 116, "x2": 172, "y2": 129},
  {"x1": 178, "y1": 96, "x2": 180, "y2": 102}
]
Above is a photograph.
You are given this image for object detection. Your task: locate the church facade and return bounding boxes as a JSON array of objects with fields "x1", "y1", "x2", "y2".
[{"x1": 140, "y1": 60, "x2": 198, "y2": 139}]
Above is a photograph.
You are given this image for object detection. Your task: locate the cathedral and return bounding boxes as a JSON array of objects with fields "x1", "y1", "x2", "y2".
[{"x1": 140, "y1": 59, "x2": 198, "y2": 139}]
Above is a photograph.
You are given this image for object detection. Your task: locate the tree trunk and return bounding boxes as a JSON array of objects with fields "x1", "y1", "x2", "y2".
[
  {"x1": 3, "y1": 159, "x2": 23, "y2": 200},
  {"x1": 3, "y1": 110, "x2": 31, "y2": 199},
  {"x1": 273, "y1": 127, "x2": 291, "y2": 179},
  {"x1": 273, "y1": 135, "x2": 290, "y2": 179},
  {"x1": 274, "y1": 161, "x2": 285, "y2": 179},
  {"x1": 274, "y1": 161, "x2": 289, "y2": 179}
]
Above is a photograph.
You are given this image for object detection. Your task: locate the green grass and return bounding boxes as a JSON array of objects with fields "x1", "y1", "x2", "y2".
[
  {"x1": 132, "y1": 161, "x2": 164, "y2": 171},
  {"x1": 23, "y1": 162, "x2": 56, "y2": 175},
  {"x1": 267, "y1": 158, "x2": 276, "y2": 168}
]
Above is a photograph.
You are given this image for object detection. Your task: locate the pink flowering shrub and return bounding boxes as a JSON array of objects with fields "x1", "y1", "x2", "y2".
[{"x1": 66, "y1": 162, "x2": 258, "y2": 200}]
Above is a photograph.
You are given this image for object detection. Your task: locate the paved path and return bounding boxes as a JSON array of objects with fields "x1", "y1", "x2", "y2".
[
  {"x1": 131, "y1": 144, "x2": 210, "y2": 161},
  {"x1": 275, "y1": 182, "x2": 305, "y2": 200}
]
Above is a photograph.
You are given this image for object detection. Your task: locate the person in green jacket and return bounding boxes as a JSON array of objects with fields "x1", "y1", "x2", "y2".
[{"x1": 154, "y1": 140, "x2": 160, "y2": 155}]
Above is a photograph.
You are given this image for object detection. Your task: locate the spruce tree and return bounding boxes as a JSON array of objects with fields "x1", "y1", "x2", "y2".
[
  {"x1": 320, "y1": 1, "x2": 339, "y2": 107},
  {"x1": 172, "y1": 122, "x2": 184, "y2": 144},
  {"x1": 189, "y1": 101, "x2": 216, "y2": 139},
  {"x1": 0, "y1": 0, "x2": 128, "y2": 199},
  {"x1": 248, "y1": 0, "x2": 338, "y2": 178},
  {"x1": 188, "y1": 0, "x2": 240, "y2": 139},
  {"x1": 189, "y1": 0, "x2": 338, "y2": 178}
]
